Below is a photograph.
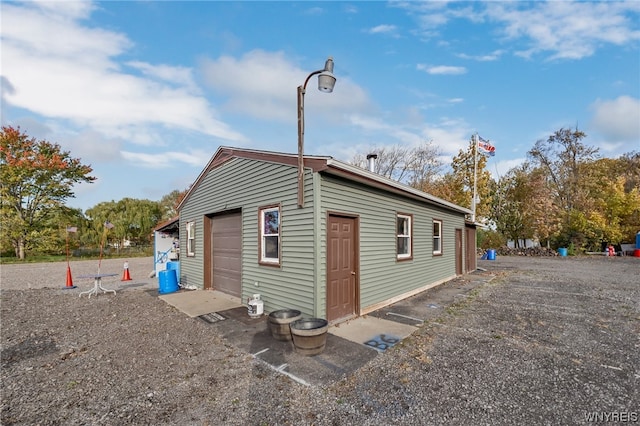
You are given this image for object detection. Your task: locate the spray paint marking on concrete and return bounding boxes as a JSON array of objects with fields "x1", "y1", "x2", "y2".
[{"x1": 364, "y1": 334, "x2": 400, "y2": 352}]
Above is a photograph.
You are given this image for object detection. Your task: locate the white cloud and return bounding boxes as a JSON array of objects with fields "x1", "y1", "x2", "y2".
[
  {"x1": 64, "y1": 130, "x2": 123, "y2": 164},
  {"x1": 367, "y1": 24, "x2": 398, "y2": 35},
  {"x1": 399, "y1": 1, "x2": 451, "y2": 38},
  {"x1": 348, "y1": 113, "x2": 472, "y2": 158},
  {"x1": 493, "y1": 158, "x2": 527, "y2": 181},
  {"x1": 486, "y1": 2, "x2": 640, "y2": 60},
  {"x1": 344, "y1": 5, "x2": 358, "y2": 14},
  {"x1": 590, "y1": 96, "x2": 640, "y2": 143},
  {"x1": 121, "y1": 149, "x2": 210, "y2": 169},
  {"x1": 397, "y1": 1, "x2": 640, "y2": 60},
  {"x1": 200, "y1": 50, "x2": 371, "y2": 124},
  {"x1": 31, "y1": 0, "x2": 95, "y2": 20},
  {"x1": 1, "y1": 1, "x2": 245, "y2": 145},
  {"x1": 126, "y1": 61, "x2": 200, "y2": 92},
  {"x1": 304, "y1": 7, "x2": 324, "y2": 16},
  {"x1": 422, "y1": 122, "x2": 470, "y2": 156},
  {"x1": 417, "y1": 64, "x2": 467, "y2": 75},
  {"x1": 456, "y1": 50, "x2": 505, "y2": 62}
]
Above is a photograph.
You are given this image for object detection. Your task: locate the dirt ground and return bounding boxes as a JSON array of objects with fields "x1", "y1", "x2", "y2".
[{"x1": 1, "y1": 255, "x2": 639, "y2": 425}]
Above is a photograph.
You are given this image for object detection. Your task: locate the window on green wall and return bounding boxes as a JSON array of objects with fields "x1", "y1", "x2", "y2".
[
  {"x1": 397, "y1": 213, "x2": 413, "y2": 260},
  {"x1": 186, "y1": 221, "x2": 195, "y2": 257},
  {"x1": 259, "y1": 204, "x2": 280, "y2": 266},
  {"x1": 433, "y1": 219, "x2": 442, "y2": 255}
]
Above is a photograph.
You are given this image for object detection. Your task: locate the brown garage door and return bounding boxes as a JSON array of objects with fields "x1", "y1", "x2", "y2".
[{"x1": 211, "y1": 212, "x2": 242, "y2": 297}]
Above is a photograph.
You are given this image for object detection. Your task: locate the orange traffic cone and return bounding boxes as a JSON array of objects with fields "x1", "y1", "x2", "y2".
[
  {"x1": 64, "y1": 265, "x2": 76, "y2": 289},
  {"x1": 121, "y1": 261, "x2": 132, "y2": 281}
]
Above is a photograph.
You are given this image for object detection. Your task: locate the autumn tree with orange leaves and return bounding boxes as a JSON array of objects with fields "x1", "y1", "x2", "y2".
[{"x1": 0, "y1": 126, "x2": 96, "y2": 259}]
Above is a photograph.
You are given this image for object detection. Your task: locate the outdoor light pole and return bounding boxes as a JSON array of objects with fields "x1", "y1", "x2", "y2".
[{"x1": 297, "y1": 57, "x2": 336, "y2": 208}]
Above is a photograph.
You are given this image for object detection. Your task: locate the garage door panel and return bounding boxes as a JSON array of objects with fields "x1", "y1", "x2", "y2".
[{"x1": 212, "y1": 212, "x2": 241, "y2": 298}]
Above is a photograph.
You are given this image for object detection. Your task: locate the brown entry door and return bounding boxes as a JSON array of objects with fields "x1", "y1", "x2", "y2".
[
  {"x1": 327, "y1": 214, "x2": 358, "y2": 322},
  {"x1": 211, "y1": 212, "x2": 242, "y2": 297},
  {"x1": 465, "y1": 227, "x2": 476, "y2": 272}
]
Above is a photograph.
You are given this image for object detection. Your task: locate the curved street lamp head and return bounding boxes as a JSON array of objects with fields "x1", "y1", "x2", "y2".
[
  {"x1": 298, "y1": 57, "x2": 336, "y2": 208},
  {"x1": 317, "y1": 57, "x2": 336, "y2": 93}
]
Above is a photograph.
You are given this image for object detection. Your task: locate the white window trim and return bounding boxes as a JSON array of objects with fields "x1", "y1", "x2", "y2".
[
  {"x1": 186, "y1": 221, "x2": 195, "y2": 257},
  {"x1": 433, "y1": 219, "x2": 442, "y2": 255},
  {"x1": 397, "y1": 213, "x2": 412, "y2": 260},
  {"x1": 259, "y1": 205, "x2": 280, "y2": 265}
]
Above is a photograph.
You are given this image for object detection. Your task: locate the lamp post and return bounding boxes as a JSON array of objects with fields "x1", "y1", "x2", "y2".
[{"x1": 297, "y1": 57, "x2": 336, "y2": 208}]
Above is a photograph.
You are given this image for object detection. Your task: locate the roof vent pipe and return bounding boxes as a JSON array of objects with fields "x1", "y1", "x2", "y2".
[{"x1": 366, "y1": 153, "x2": 378, "y2": 173}]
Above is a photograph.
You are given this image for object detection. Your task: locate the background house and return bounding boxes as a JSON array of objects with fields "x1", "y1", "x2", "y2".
[{"x1": 177, "y1": 147, "x2": 475, "y2": 324}]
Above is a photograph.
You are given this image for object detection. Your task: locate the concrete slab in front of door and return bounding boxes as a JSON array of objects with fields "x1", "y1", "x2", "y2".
[
  {"x1": 329, "y1": 315, "x2": 418, "y2": 351},
  {"x1": 159, "y1": 289, "x2": 242, "y2": 317}
]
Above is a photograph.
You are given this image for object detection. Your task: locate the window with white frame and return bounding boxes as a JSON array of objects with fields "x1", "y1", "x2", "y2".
[
  {"x1": 186, "y1": 221, "x2": 195, "y2": 257},
  {"x1": 396, "y1": 213, "x2": 412, "y2": 260},
  {"x1": 433, "y1": 219, "x2": 442, "y2": 255},
  {"x1": 259, "y1": 205, "x2": 280, "y2": 265}
]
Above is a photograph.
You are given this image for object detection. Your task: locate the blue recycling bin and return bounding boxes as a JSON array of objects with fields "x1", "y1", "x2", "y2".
[
  {"x1": 166, "y1": 261, "x2": 180, "y2": 282},
  {"x1": 158, "y1": 269, "x2": 179, "y2": 294}
]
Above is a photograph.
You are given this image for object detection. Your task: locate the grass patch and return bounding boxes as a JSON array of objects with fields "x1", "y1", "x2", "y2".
[{"x1": 0, "y1": 251, "x2": 152, "y2": 264}]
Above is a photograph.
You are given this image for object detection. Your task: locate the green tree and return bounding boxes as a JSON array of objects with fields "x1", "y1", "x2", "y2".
[
  {"x1": 426, "y1": 172, "x2": 467, "y2": 208},
  {"x1": 0, "y1": 126, "x2": 95, "y2": 259},
  {"x1": 85, "y1": 198, "x2": 163, "y2": 250},
  {"x1": 159, "y1": 189, "x2": 187, "y2": 220},
  {"x1": 598, "y1": 155, "x2": 640, "y2": 244},
  {"x1": 492, "y1": 165, "x2": 534, "y2": 247},
  {"x1": 617, "y1": 151, "x2": 640, "y2": 194},
  {"x1": 527, "y1": 128, "x2": 600, "y2": 249},
  {"x1": 448, "y1": 137, "x2": 493, "y2": 221},
  {"x1": 30, "y1": 206, "x2": 86, "y2": 256},
  {"x1": 491, "y1": 163, "x2": 561, "y2": 248},
  {"x1": 581, "y1": 158, "x2": 640, "y2": 248},
  {"x1": 527, "y1": 168, "x2": 560, "y2": 248},
  {"x1": 528, "y1": 128, "x2": 598, "y2": 212}
]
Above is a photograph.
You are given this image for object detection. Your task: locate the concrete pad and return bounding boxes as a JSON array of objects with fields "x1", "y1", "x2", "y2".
[
  {"x1": 329, "y1": 315, "x2": 418, "y2": 349},
  {"x1": 213, "y1": 316, "x2": 379, "y2": 386},
  {"x1": 159, "y1": 290, "x2": 242, "y2": 317}
]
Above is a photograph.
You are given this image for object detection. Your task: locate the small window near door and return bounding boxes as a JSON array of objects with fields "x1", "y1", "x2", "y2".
[
  {"x1": 397, "y1": 213, "x2": 413, "y2": 260},
  {"x1": 433, "y1": 219, "x2": 442, "y2": 255},
  {"x1": 186, "y1": 221, "x2": 196, "y2": 257},
  {"x1": 259, "y1": 205, "x2": 280, "y2": 266}
]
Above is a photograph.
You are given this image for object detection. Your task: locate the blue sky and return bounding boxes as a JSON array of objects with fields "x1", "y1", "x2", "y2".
[{"x1": 2, "y1": 1, "x2": 639, "y2": 212}]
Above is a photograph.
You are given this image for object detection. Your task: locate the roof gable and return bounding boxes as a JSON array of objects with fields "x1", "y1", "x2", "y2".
[{"x1": 177, "y1": 146, "x2": 471, "y2": 216}]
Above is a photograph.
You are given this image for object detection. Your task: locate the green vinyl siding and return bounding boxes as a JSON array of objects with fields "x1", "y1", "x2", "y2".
[
  {"x1": 179, "y1": 157, "x2": 318, "y2": 316},
  {"x1": 179, "y1": 152, "x2": 468, "y2": 321},
  {"x1": 319, "y1": 174, "x2": 465, "y2": 315}
]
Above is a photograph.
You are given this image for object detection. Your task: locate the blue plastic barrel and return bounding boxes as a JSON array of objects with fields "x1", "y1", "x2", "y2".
[
  {"x1": 166, "y1": 261, "x2": 180, "y2": 282},
  {"x1": 158, "y1": 269, "x2": 179, "y2": 294},
  {"x1": 487, "y1": 249, "x2": 496, "y2": 260},
  {"x1": 558, "y1": 248, "x2": 568, "y2": 257},
  {"x1": 636, "y1": 232, "x2": 640, "y2": 249}
]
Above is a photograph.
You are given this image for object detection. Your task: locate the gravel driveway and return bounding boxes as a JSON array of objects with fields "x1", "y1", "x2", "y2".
[{"x1": 1, "y1": 255, "x2": 639, "y2": 425}]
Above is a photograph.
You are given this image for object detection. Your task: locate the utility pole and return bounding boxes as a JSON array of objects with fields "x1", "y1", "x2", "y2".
[{"x1": 472, "y1": 133, "x2": 478, "y2": 223}]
